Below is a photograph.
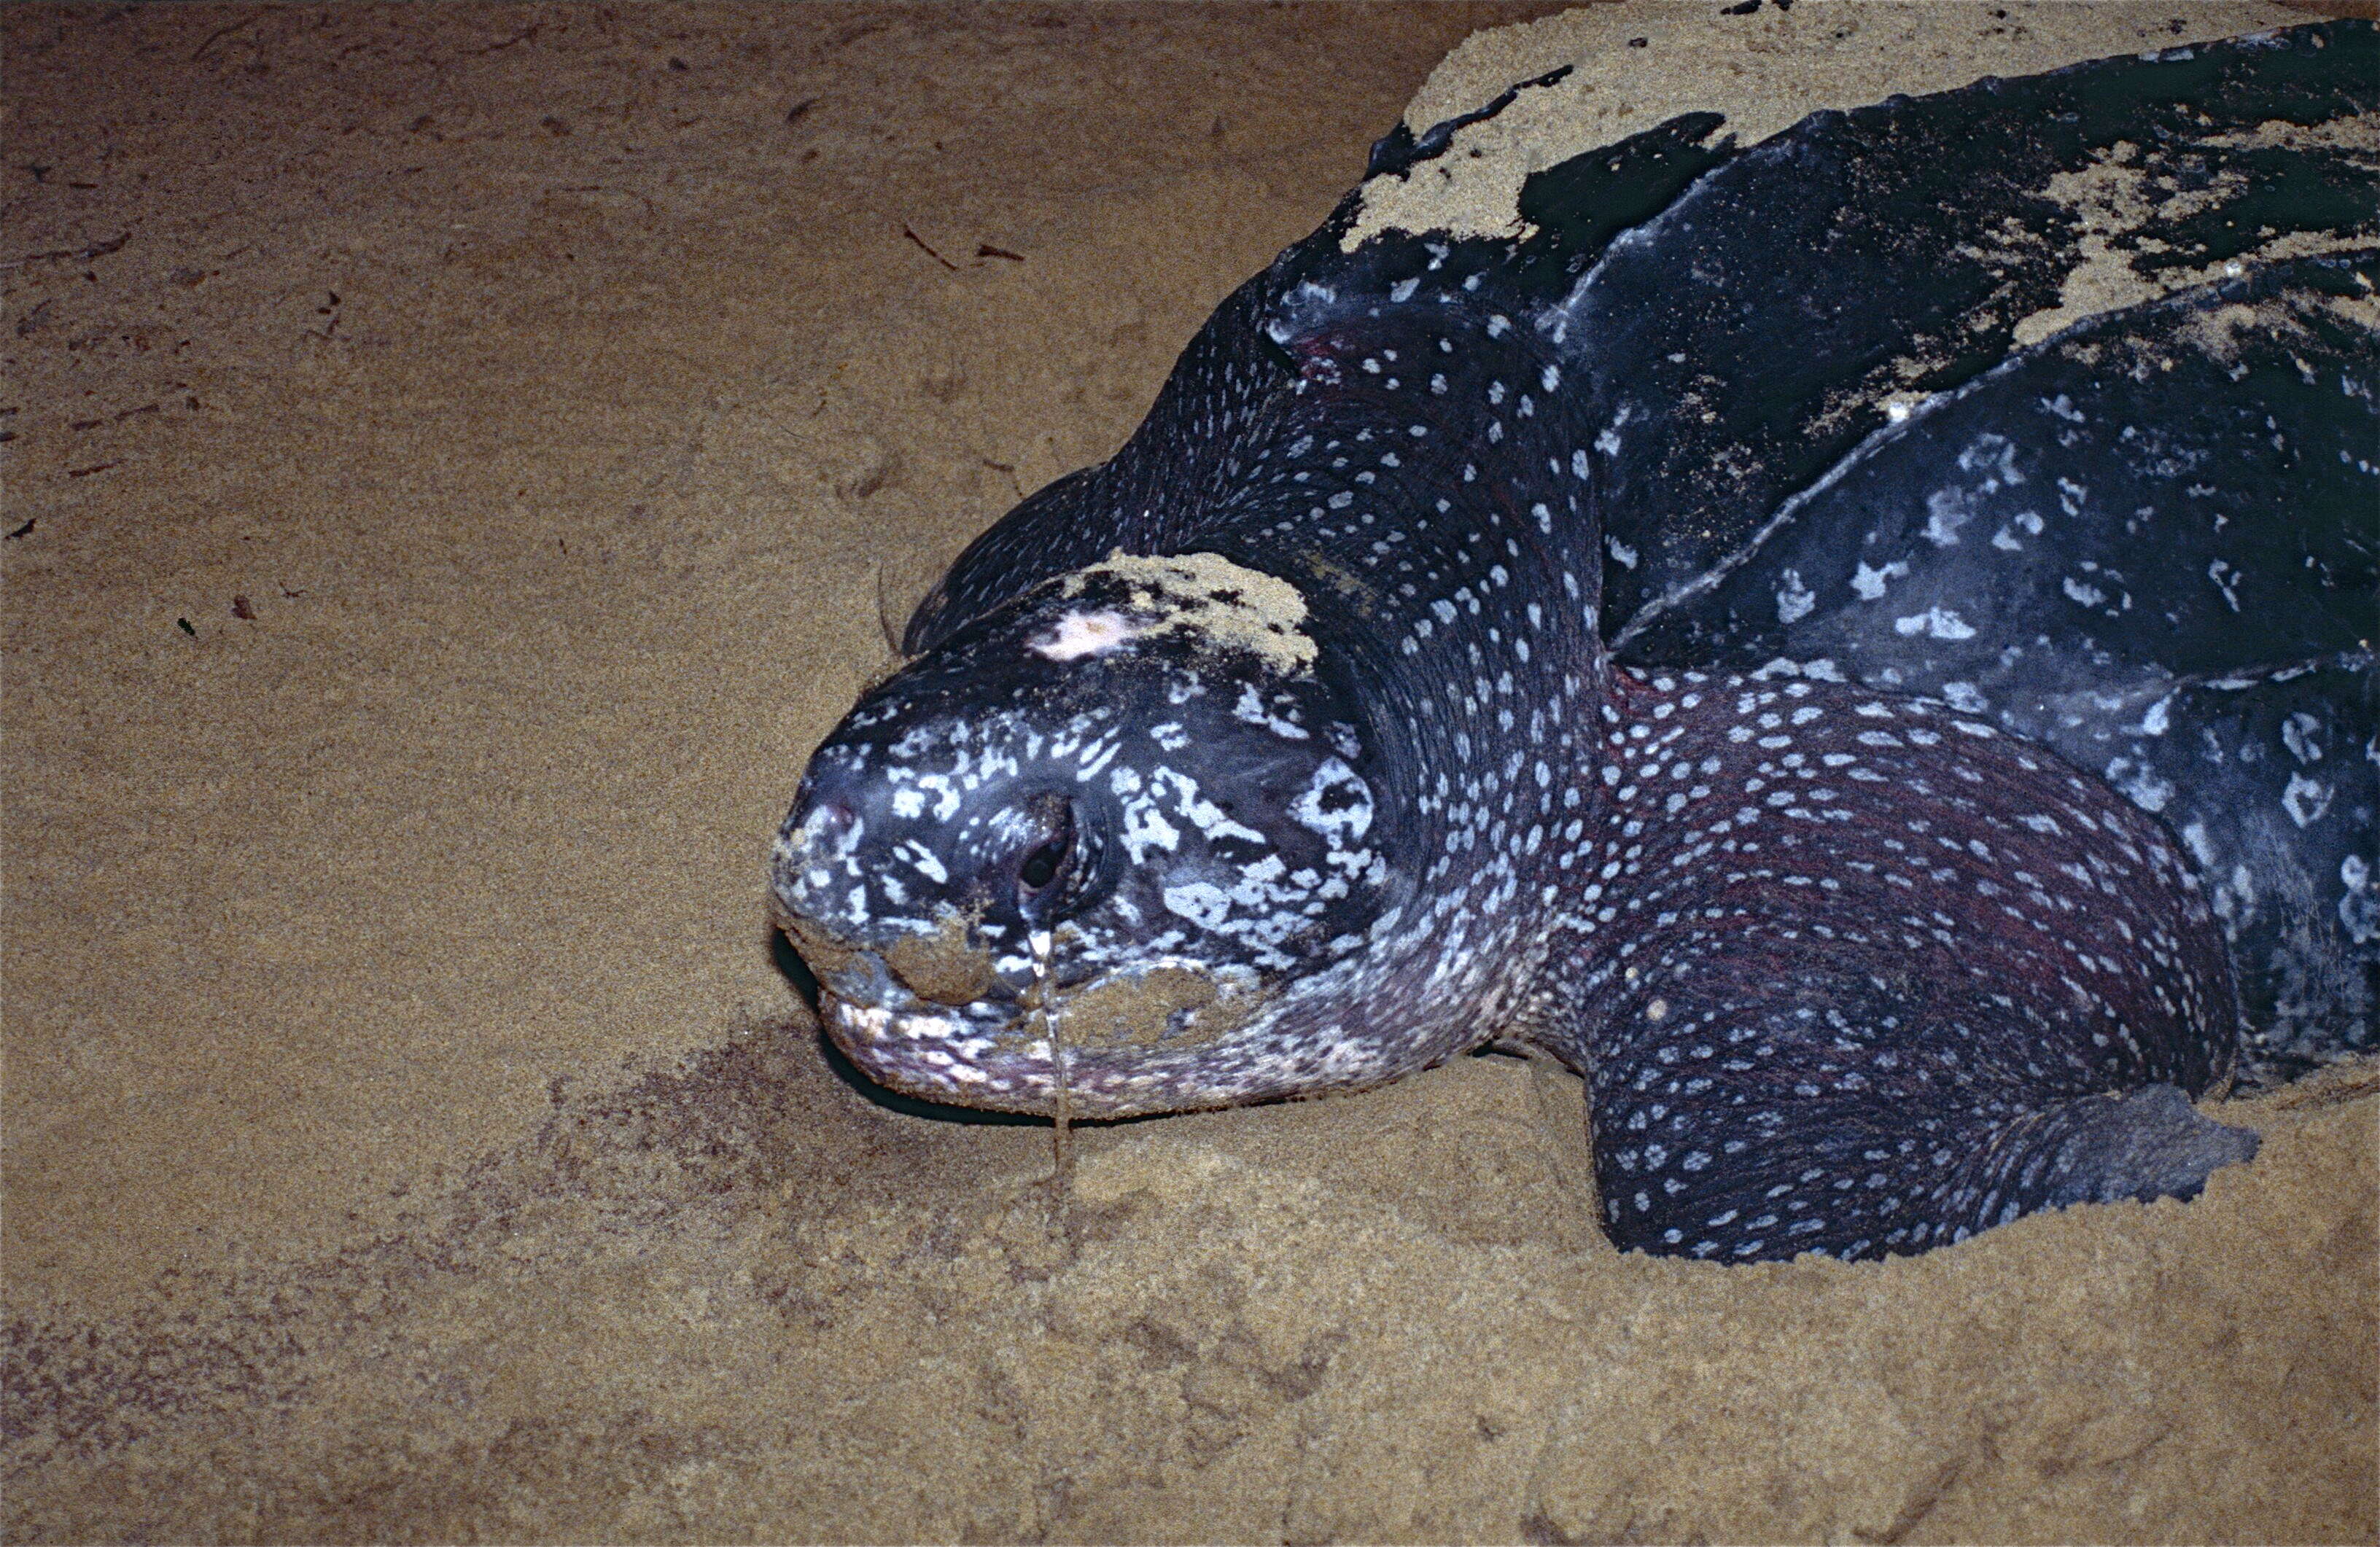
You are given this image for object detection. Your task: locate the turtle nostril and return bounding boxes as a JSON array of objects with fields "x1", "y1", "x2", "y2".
[{"x1": 798, "y1": 800, "x2": 857, "y2": 843}]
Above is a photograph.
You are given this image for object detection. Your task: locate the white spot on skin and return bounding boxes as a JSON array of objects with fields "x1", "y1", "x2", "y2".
[
  {"x1": 1162, "y1": 881, "x2": 1232, "y2": 931},
  {"x1": 1156, "y1": 768, "x2": 1266, "y2": 848},
  {"x1": 1991, "y1": 511, "x2": 2045, "y2": 552},
  {"x1": 1921, "y1": 489, "x2": 1973, "y2": 547},
  {"x1": 2206, "y1": 558, "x2": 2243, "y2": 612},
  {"x1": 836, "y1": 1002, "x2": 893, "y2": 1043},
  {"x1": 1031, "y1": 609, "x2": 1143, "y2": 661},
  {"x1": 1893, "y1": 607, "x2": 1978, "y2": 641},
  {"x1": 1290, "y1": 757, "x2": 1376, "y2": 846},
  {"x1": 1776, "y1": 569, "x2": 1816, "y2": 624},
  {"x1": 1850, "y1": 560, "x2": 1908, "y2": 600},
  {"x1": 2106, "y1": 756, "x2": 2174, "y2": 814},
  {"x1": 1121, "y1": 794, "x2": 1182, "y2": 862},
  {"x1": 2282, "y1": 712, "x2": 2325, "y2": 765},
  {"x1": 2341, "y1": 854, "x2": 2378, "y2": 944},
  {"x1": 2282, "y1": 772, "x2": 2333, "y2": 828},
  {"x1": 1956, "y1": 432, "x2": 2022, "y2": 489}
]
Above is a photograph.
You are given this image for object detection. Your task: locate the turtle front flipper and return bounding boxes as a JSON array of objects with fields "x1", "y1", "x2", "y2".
[
  {"x1": 1964, "y1": 1085, "x2": 2258, "y2": 1217},
  {"x1": 1544, "y1": 669, "x2": 2250, "y2": 1263}
]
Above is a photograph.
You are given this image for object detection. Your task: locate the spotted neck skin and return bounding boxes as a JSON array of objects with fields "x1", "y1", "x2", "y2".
[{"x1": 774, "y1": 254, "x2": 1613, "y2": 1116}]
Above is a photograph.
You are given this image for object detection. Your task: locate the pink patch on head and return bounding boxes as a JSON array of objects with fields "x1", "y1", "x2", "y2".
[{"x1": 1031, "y1": 609, "x2": 1143, "y2": 662}]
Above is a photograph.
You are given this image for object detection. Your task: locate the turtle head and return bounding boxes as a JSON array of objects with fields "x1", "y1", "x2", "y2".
[{"x1": 770, "y1": 553, "x2": 1402, "y2": 1116}]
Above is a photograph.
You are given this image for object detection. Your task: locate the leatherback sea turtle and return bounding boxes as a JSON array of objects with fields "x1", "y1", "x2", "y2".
[{"x1": 771, "y1": 21, "x2": 2377, "y2": 1262}]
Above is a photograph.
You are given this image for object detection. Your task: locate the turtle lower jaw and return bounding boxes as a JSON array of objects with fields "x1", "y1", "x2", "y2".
[
  {"x1": 820, "y1": 989, "x2": 1251, "y2": 1119},
  {"x1": 820, "y1": 990, "x2": 1025, "y2": 1101},
  {"x1": 800, "y1": 946, "x2": 1024, "y2": 1096}
]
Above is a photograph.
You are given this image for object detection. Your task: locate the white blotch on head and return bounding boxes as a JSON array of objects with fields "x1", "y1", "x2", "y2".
[{"x1": 1031, "y1": 609, "x2": 1144, "y2": 661}]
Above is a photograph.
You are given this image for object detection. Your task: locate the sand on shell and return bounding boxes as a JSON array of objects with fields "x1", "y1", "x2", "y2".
[{"x1": 2, "y1": 3, "x2": 2372, "y2": 1541}]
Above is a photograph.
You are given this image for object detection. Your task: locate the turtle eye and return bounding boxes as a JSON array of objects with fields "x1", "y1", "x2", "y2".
[
  {"x1": 1014, "y1": 797, "x2": 1077, "y2": 919},
  {"x1": 1019, "y1": 833, "x2": 1068, "y2": 892}
]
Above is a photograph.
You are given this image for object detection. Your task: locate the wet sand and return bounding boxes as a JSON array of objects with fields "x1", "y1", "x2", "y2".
[{"x1": 4, "y1": 3, "x2": 2373, "y2": 1540}]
